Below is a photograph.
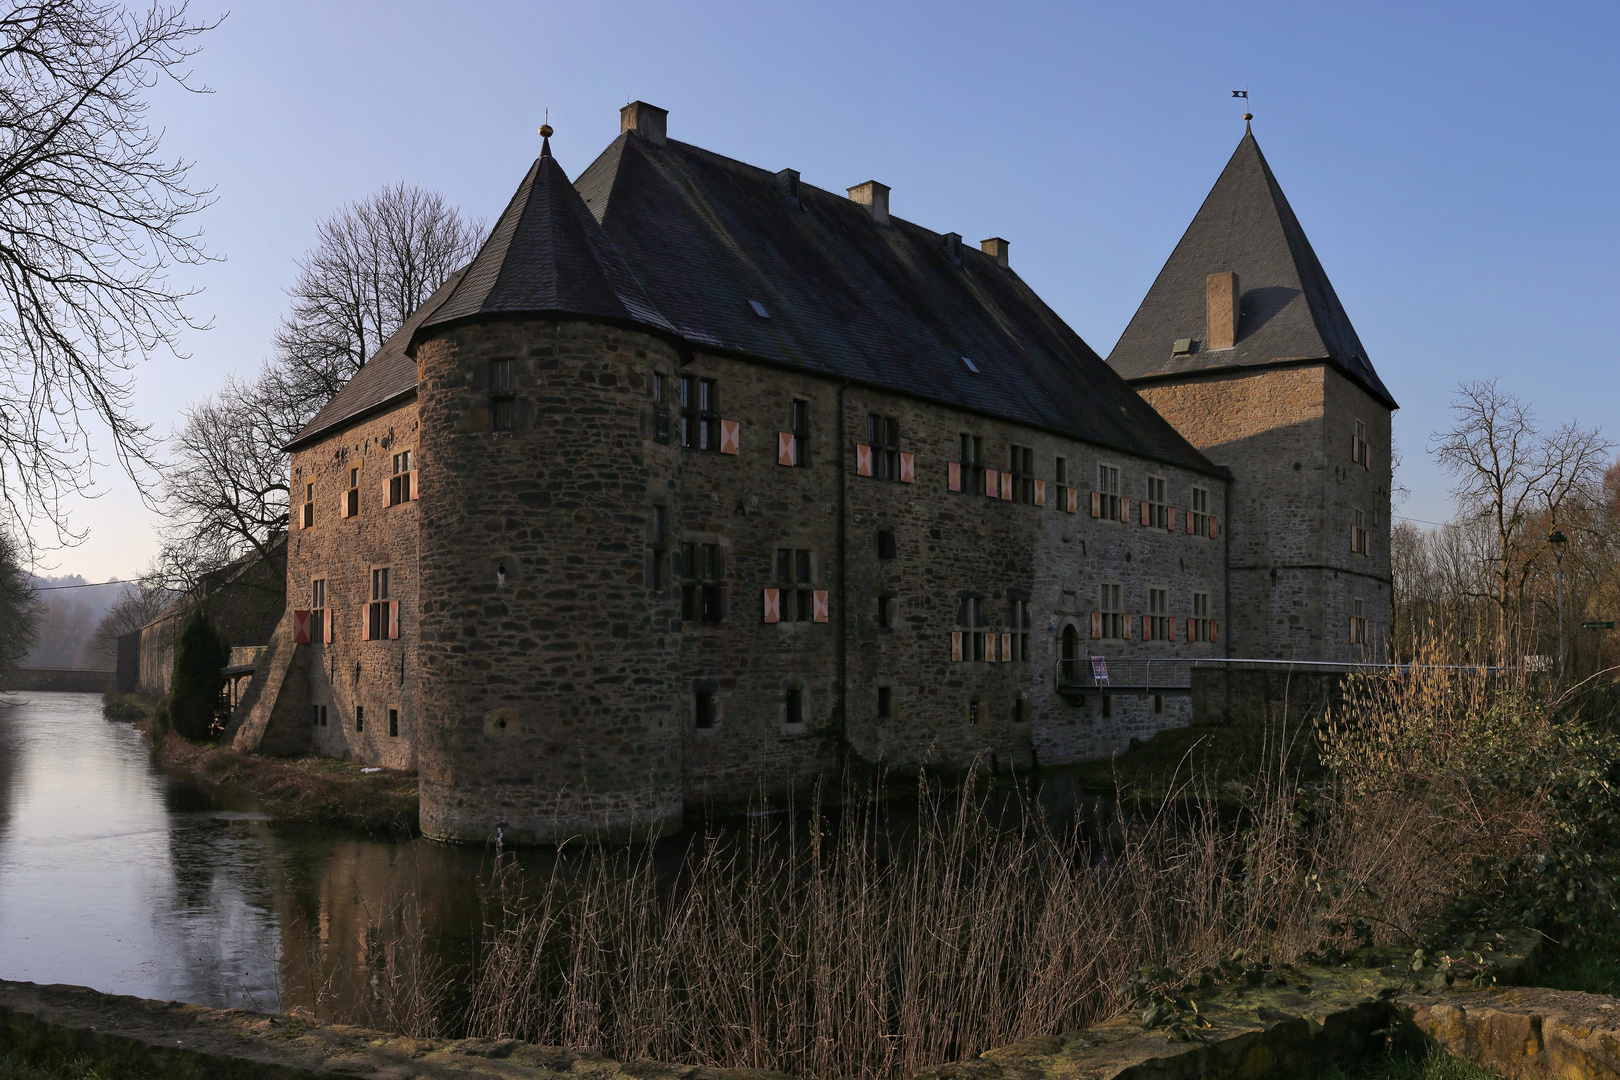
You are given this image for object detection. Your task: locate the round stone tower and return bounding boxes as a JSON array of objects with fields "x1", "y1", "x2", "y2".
[{"x1": 408, "y1": 138, "x2": 685, "y2": 843}]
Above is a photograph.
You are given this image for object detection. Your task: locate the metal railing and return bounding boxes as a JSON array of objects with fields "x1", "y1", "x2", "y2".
[{"x1": 1055, "y1": 657, "x2": 1193, "y2": 690}]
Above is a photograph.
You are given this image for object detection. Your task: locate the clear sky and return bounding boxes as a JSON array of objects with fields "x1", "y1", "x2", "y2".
[{"x1": 31, "y1": 0, "x2": 1620, "y2": 580}]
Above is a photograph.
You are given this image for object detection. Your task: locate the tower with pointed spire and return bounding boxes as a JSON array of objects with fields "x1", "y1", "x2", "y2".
[{"x1": 1107, "y1": 126, "x2": 1396, "y2": 662}]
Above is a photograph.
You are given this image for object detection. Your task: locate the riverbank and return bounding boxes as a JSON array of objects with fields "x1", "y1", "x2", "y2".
[{"x1": 153, "y1": 733, "x2": 419, "y2": 838}]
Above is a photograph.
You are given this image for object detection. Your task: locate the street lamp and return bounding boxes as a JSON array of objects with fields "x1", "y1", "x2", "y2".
[{"x1": 1551, "y1": 529, "x2": 1568, "y2": 680}]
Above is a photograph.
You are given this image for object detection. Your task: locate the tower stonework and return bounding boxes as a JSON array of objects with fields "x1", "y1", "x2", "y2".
[
  {"x1": 1108, "y1": 129, "x2": 1397, "y2": 662},
  {"x1": 414, "y1": 318, "x2": 685, "y2": 843}
]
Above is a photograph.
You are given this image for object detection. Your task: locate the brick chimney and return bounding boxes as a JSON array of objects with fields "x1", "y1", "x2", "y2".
[
  {"x1": 847, "y1": 180, "x2": 890, "y2": 225},
  {"x1": 620, "y1": 101, "x2": 668, "y2": 146},
  {"x1": 980, "y1": 237, "x2": 1009, "y2": 268},
  {"x1": 1206, "y1": 271, "x2": 1239, "y2": 350}
]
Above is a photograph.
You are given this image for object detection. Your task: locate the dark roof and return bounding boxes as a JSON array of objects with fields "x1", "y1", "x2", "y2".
[
  {"x1": 1107, "y1": 129, "x2": 1397, "y2": 410},
  {"x1": 285, "y1": 270, "x2": 465, "y2": 451},
  {"x1": 564, "y1": 131, "x2": 1218, "y2": 476},
  {"x1": 416, "y1": 138, "x2": 673, "y2": 336}
]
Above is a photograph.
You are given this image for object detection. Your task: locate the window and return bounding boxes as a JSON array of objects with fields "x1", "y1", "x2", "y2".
[
  {"x1": 958, "y1": 434, "x2": 985, "y2": 494},
  {"x1": 1008, "y1": 598, "x2": 1031, "y2": 661},
  {"x1": 650, "y1": 506, "x2": 669, "y2": 591},
  {"x1": 776, "y1": 548, "x2": 815, "y2": 621},
  {"x1": 310, "y1": 578, "x2": 327, "y2": 643},
  {"x1": 302, "y1": 482, "x2": 314, "y2": 528},
  {"x1": 1055, "y1": 456, "x2": 1068, "y2": 487},
  {"x1": 682, "y1": 542, "x2": 725, "y2": 622},
  {"x1": 317, "y1": 704, "x2": 328, "y2": 727},
  {"x1": 868, "y1": 414, "x2": 899, "y2": 480},
  {"x1": 389, "y1": 708, "x2": 399, "y2": 738},
  {"x1": 1351, "y1": 598, "x2": 1368, "y2": 645},
  {"x1": 966, "y1": 696, "x2": 985, "y2": 725},
  {"x1": 652, "y1": 372, "x2": 671, "y2": 444},
  {"x1": 1352, "y1": 508, "x2": 1369, "y2": 555},
  {"x1": 877, "y1": 593, "x2": 898, "y2": 629},
  {"x1": 877, "y1": 686, "x2": 893, "y2": 720},
  {"x1": 355, "y1": 705, "x2": 364, "y2": 733},
  {"x1": 1353, "y1": 419, "x2": 1370, "y2": 469},
  {"x1": 1145, "y1": 475, "x2": 1168, "y2": 529},
  {"x1": 791, "y1": 399, "x2": 811, "y2": 467},
  {"x1": 1191, "y1": 592, "x2": 1211, "y2": 643},
  {"x1": 876, "y1": 527, "x2": 897, "y2": 561},
  {"x1": 694, "y1": 688, "x2": 717, "y2": 729},
  {"x1": 1191, "y1": 487, "x2": 1211, "y2": 537},
  {"x1": 1059, "y1": 624, "x2": 1082, "y2": 686},
  {"x1": 785, "y1": 686, "x2": 803, "y2": 727},
  {"x1": 681, "y1": 376, "x2": 719, "y2": 450},
  {"x1": 490, "y1": 359, "x2": 516, "y2": 431},
  {"x1": 1153, "y1": 694, "x2": 1164, "y2": 715},
  {"x1": 1101, "y1": 695, "x2": 1113, "y2": 719},
  {"x1": 345, "y1": 466, "x2": 360, "y2": 517},
  {"x1": 389, "y1": 451, "x2": 413, "y2": 506},
  {"x1": 1097, "y1": 464, "x2": 1120, "y2": 520},
  {"x1": 1010, "y1": 444, "x2": 1035, "y2": 503},
  {"x1": 368, "y1": 567, "x2": 393, "y2": 640},
  {"x1": 1146, "y1": 587, "x2": 1168, "y2": 642},
  {"x1": 957, "y1": 596, "x2": 988, "y2": 661},
  {"x1": 1097, "y1": 583, "x2": 1124, "y2": 639}
]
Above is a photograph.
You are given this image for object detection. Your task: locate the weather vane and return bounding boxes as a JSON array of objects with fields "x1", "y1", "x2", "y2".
[{"x1": 1231, "y1": 89, "x2": 1252, "y2": 126}]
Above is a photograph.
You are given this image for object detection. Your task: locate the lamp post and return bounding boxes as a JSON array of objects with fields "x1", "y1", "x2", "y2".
[{"x1": 1551, "y1": 529, "x2": 1568, "y2": 680}]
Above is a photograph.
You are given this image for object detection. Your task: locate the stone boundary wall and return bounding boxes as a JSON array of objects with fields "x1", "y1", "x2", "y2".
[{"x1": 2, "y1": 668, "x2": 114, "y2": 694}]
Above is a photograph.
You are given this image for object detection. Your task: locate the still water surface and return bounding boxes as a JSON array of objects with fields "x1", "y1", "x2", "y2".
[{"x1": 0, "y1": 691, "x2": 504, "y2": 1013}]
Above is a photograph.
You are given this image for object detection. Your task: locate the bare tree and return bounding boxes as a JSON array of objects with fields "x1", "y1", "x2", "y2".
[
  {"x1": 0, "y1": 527, "x2": 40, "y2": 684},
  {"x1": 1431, "y1": 379, "x2": 1611, "y2": 658},
  {"x1": 272, "y1": 181, "x2": 481, "y2": 405},
  {"x1": 0, "y1": 1, "x2": 218, "y2": 545},
  {"x1": 155, "y1": 183, "x2": 479, "y2": 584}
]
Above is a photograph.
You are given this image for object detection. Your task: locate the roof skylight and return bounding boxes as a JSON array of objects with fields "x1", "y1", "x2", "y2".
[
  {"x1": 961, "y1": 355, "x2": 980, "y2": 374},
  {"x1": 749, "y1": 299, "x2": 770, "y2": 319}
]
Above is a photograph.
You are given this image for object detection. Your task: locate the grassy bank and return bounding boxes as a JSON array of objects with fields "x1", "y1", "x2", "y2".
[{"x1": 155, "y1": 732, "x2": 419, "y2": 839}]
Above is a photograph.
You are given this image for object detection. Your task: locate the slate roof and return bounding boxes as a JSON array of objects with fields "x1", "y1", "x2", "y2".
[
  {"x1": 1107, "y1": 129, "x2": 1397, "y2": 410},
  {"x1": 284, "y1": 271, "x2": 465, "y2": 451},
  {"x1": 563, "y1": 132, "x2": 1219, "y2": 476}
]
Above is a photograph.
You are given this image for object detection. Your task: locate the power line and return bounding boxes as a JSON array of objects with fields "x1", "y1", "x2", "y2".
[{"x1": 28, "y1": 580, "x2": 133, "y2": 592}]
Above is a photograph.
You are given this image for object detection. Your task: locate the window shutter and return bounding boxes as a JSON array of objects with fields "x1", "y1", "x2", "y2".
[
  {"x1": 403, "y1": 471, "x2": 414, "y2": 502},
  {"x1": 294, "y1": 610, "x2": 311, "y2": 644},
  {"x1": 359, "y1": 605, "x2": 371, "y2": 642},
  {"x1": 1140, "y1": 500, "x2": 1149, "y2": 526},
  {"x1": 1350, "y1": 524, "x2": 1357, "y2": 552},
  {"x1": 856, "y1": 444, "x2": 873, "y2": 476},
  {"x1": 1186, "y1": 618, "x2": 1194, "y2": 643},
  {"x1": 1034, "y1": 479, "x2": 1046, "y2": 507},
  {"x1": 1090, "y1": 490, "x2": 1101, "y2": 517},
  {"x1": 323, "y1": 610, "x2": 334, "y2": 644},
  {"x1": 1209, "y1": 516, "x2": 1219, "y2": 539},
  {"x1": 984, "y1": 467, "x2": 998, "y2": 496},
  {"x1": 1187, "y1": 512, "x2": 1195, "y2": 535},
  {"x1": 1091, "y1": 612, "x2": 1102, "y2": 638},
  {"x1": 1349, "y1": 615, "x2": 1357, "y2": 643},
  {"x1": 385, "y1": 476, "x2": 396, "y2": 507},
  {"x1": 778, "y1": 432, "x2": 796, "y2": 467},
  {"x1": 1002, "y1": 473, "x2": 1012, "y2": 500},
  {"x1": 813, "y1": 589, "x2": 829, "y2": 623},
  {"x1": 948, "y1": 461, "x2": 961, "y2": 491},
  {"x1": 302, "y1": 503, "x2": 314, "y2": 529},
  {"x1": 763, "y1": 588, "x2": 780, "y2": 624},
  {"x1": 1066, "y1": 487, "x2": 1078, "y2": 514},
  {"x1": 340, "y1": 495, "x2": 349, "y2": 519},
  {"x1": 1168, "y1": 617, "x2": 1177, "y2": 640},
  {"x1": 899, "y1": 451, "x2": 915, "y2": 483},
  {"x1": 1166, "y1": 508, "x2": 1176, "y2": 532},
  {"x1": 1001, "y1": 632, "x2": 1012, "y2": 660},
  {"x1": 389, "y1": 601, "x2": 400, "y2": 640},
  {"x1": 1121, "y1": 498, "x2": 1131, "y2": 523},
  {"x1": 1210, "y1": 619, "x2": 1219, "y2": 643},
  {"x1": 984, "y1": 631, "x2": 996, "y2": 660},
  {"x1": 1125, "y1": 614, "x2": 1135, "y2": 640},
  {"x1": 719, "y1": 419, "x2": 740, "y2": 455},
  {"x1": 951, "y1": 631, "x2": 963, "y2": 663}
]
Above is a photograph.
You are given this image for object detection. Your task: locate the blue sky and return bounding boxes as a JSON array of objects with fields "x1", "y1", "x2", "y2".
[{"x1": 37, "y1": 0, "x2": 1620, "y2": 579}]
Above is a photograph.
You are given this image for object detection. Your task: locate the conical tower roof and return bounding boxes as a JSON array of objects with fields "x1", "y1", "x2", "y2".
[
  {"x1": 415, "y1": 137, "x2": 673, "y2": 342},
  {"x1": 1107, "y1": 128, "x2": 1396, "y2": 409}
]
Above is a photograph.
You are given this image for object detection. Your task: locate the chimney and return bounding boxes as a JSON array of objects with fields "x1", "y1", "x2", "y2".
[
  {"x1": 1206, "y1": 271, "x2": 1239, "y2": 350},
  {"x1": 620, "y1": 101, "x2": 668, "y2": 146},
  {"x1": 847, "y1": 180, "x2": 890, "y2": 225},
  {"x1": 980, "y1": 237, "x2": 1010, "y2": 269},
  {"x1": 942, "y1": 232, "x2": 962, "y2": 264},
  {"x1": 775, "y1": 168, "x2": 801, "y2": 208}
]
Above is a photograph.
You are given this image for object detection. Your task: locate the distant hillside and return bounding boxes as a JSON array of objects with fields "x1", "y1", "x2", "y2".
[{"x1": 23, "y1": 576, "x2": 135, "y2": 669}]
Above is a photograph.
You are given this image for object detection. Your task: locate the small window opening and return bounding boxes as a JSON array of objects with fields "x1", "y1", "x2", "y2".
[
  {"x1": 877, "y1": 594, "x2": 898, "y2": 629},
  {"x1": 355, "y1": 705, "x2": 364, "y2": 733},
  {"x1": 1153, "y1": 694, "x2": 1164, "y2": 715},
  {"x1": 388, "y1": 708, "x2": 399, "y2": 738},
  {"x1": 1101, "y1": 695, "x2": 1114, "y2": 719},
  {"x1": 652, "y1": 372, "x2": 671, "y2": 443},
  {"x1": 876, "y1": 527, "x2": 897, "y2": 560},
  {"x1": 695, "y1": 690, "x2": 716, "y2": 729},
  {"x1": 791, "y1": 399, "x2": 811, "y2": 466},
  {"x1": 877, "y1": 686, "x2": 893, "y2": 720},
  {"x1": 650, "y1": 506, "x2": 669, "y2": 591},
  {"x1": 784, "y1": 686, "x2": 802, "y2": 726},
  {"x1": 490, "y1": 359, "x2": 516, "y2": 432}
]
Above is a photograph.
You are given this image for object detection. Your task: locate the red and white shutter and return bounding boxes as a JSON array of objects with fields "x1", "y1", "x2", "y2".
[
  {"x1": 388, "y1": 601, "x2": 400, "y2": 640},
  {"x1": 813, "y1": 590, "x2": 829, "y2": 623},
  {"x1": 1209, "y1": 516, "x2": 1219, "y2": 539},
  {"x1": 323, "y1": 610, "x2": 334, "y2": 644},
  {"x1": 1186, "y1": 618, "x2": 1195, "y2": 643},
  {"x1": 951, "y1": 631, "x2": 963, "y2": 662},
  {"x1": 1000, "y1": 632, "x2": 1012, "y2": 661},
  {"x1": 360, "y1": 605, "x2": 371, "y2": 642},
  {"x1": 1125, "y1": 614, "x2": 1135, "y2": 640},
  {"x1": 1121, "y1": 498, "x2": 1131, "y2": 523},
  {"x1": 763, "y1": 588, "x2": 781, "y2": 624},
  {"x1": 293, "y1": 610, "x2": 311, "y2": 644},
  {"x1": 1167, "y1": 508, "x2": 1177, "y2": 532},
  {"x1": 385, "y1": 476, "x2": 396, "y2": 507},
  {"x1": 1187, "y1": 512, "x2": 1195, "y2": 535},
  {"x1": 1090, "y1": 490, "x2": 1101, "y2": 517},
  {"x1": 856, "y1": 444, "x2": 873, "y2": 476},
  {"x1": 984, "y1": 631, "x2": 996, "y2": 660},
  {"x1": 1210, "y1": 619, "x2": 1219, "y2": 642},
  {"x1": 340, "y1": 494, "x2": 350, "y2": 519},
  {"x1": 899, "y1": 452, "x2": 915, "y2": 483},
  {"x1": 407, "y1": 471, "x2": 416, "y2": 501},
  {"x1": 984, "y1": 467, "x2": 998, "y2": 497},
  {"x1": 1140, "y1": 500, "x2": 1149, "y2": 526},
  {"x1": 1000, "y1": 472, "x2": 1012, "y2": 500},
  {"x1": 948, "y1": 461, "x2": 962, "y2": 491},
  {"x1": 1091, "y1": 612, "x2": 1102, "y2": 638},
  {"x1": 720, "y1": 419, "x2": 741, "y2": 455},
  {"x1": 1168, "y1": 617, "x2": 1177, "y2": 641},
  {"x1": 778, "y1": 432, "x2": 797, "y2": 467},
  {"x1": 1066, "y1": 487, "x2": 1078, "y2": 514},
  {"x1": 1034, "y1": 479, "x2": 1046, "y2": 507}
]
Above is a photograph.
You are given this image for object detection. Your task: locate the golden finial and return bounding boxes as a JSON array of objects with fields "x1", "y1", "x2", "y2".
[{"x1": 539, "y1": 108, "x2": 553, "y2": 139}]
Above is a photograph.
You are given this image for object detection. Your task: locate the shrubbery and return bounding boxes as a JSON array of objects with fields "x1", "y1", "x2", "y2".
[{"x1": 164, "y1": 607, "x2": 230, "y2": 741}]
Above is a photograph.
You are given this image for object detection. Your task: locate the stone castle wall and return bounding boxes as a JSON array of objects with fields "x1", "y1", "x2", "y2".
[{"x1": 286, "y1": 402, "x2": 422, "y2": 772}]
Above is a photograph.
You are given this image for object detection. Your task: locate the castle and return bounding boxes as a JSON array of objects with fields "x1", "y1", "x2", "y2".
[{"x1": 230, "y1": 103, "x2": 1395, "y2": 843}]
